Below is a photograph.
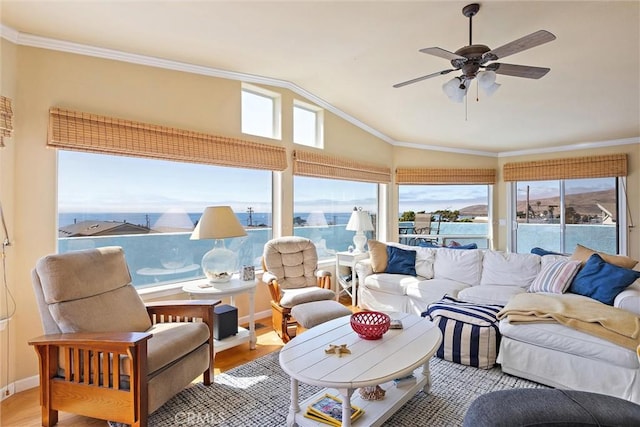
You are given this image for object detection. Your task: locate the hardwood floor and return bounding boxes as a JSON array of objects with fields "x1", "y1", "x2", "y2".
[{"x1": 2, "y1": 297, "x2": 357, "y2": 427}]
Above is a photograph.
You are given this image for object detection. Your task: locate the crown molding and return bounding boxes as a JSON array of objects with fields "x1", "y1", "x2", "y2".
[
  {"x1": 392, "y1": 140, "x2": 498, "y2": 157},
  {"x1": 1, "y1": 24, "x2": 637, "y2": 157},
  {"x1": 497, "y1": 137, "x2": 640, "y2": 158}
]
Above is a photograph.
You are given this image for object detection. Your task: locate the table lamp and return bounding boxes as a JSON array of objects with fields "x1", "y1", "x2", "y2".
[
  {"x1": 346, "y1": 207, "x2": 374, "y2": 253},
  {"x1": 190, "y1": 206, "x2": 247, "y2": 283}
]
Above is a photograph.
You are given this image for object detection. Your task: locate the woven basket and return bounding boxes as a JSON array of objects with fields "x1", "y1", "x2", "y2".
[{"x1": 350, "y1": 311, "x2": 391, "y2": 340}]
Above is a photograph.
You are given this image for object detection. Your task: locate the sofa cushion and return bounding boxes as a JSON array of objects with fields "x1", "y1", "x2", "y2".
[
  {"x1": 458, "y1": 285, "x2": 526, "y2": 306},
  {"x1": 569, "y1": 253, "x2": 640, "y2": 305},
  {"x1": 368, "y1": 239, "x2": 389, "y2": 273},
  {"x1": 499, "y1": 319, "x2": 639, "y2": 369},
  {"x1": 145, "y1": 321, "x2": 210, "y2": 376},
  {"x1": 362, "y1": 273, "x2": 419, "y2": 296},
  {"x1": 570, "y1": 244, "x2": 638, "y2": 269},
  {"x1": 433, "y1": 248, "x2": 483, "y2": 286},
  {"x1": 528, "y1": 260, "x2": 582, "y2": 294},
  {"x1": 405, "y1": 278, "x2": 469, "y2": 307},
  {"x1": 385, "y1": 245, "x2": 416, "y2": 276},
  {"x1": 480, "y1": 251, "x2": 540, "y2": 288}
]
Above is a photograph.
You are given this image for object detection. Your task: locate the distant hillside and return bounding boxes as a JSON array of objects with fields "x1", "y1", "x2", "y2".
[{"x1": 458, "y1": 189, "x2": 616, "y2": 219}]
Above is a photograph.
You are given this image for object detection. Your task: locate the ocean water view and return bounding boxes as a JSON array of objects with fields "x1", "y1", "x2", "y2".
[{"x1": 58, "y1": 212, "x2": 616, "y2": 289}]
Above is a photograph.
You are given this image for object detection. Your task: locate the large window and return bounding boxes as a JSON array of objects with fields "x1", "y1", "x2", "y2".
[
  {"x1": 512, "y1": 178, "x2": 620, "y2": 254},
  {"x1": 241, "y1": 84, "x2": 281, "y2": 139},
  {"x1": 293, "y1": 100, "x2": 323, "y2": 148},
  {"x1": 58, "y1": 151, "x2": 272, "y2": 288},
  {"x1": 293, "y1": 176, "x2": 378, "y2": 260},
  {"x1": 398, "y1": 184, "x2": 491, "y2": 248}
]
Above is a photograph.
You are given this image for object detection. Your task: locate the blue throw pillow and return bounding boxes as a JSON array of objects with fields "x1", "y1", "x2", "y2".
[
  {"x1": 569, "y1": 253, "x2": 640, "y2": 305},
  {"x1": 385, "y1": 245, "x2": 417, "y2": 276},
  {"x1": 531, "y1": 247, "x2": 564, "y2": 256},
  {"x1": 448, "y1": 243, "x2": 478, "y2": 250}
]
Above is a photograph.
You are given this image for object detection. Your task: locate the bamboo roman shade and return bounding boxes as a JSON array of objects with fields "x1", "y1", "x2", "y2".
[
  {"x1": 396, "y1": 167, "x2": 497, "y2": 185},
  {"x1": 503, "y1": 154, "x2": 627, "y2": 182},
  {"x1": 0, "y1": 96, "x2": 13, "y2": 148},
  {"x1": 48, "y1": 108, "x2": 287, "y2": 171},
  {"x1": 293, "y1": 150, "x2": 391, "y2": 183}
]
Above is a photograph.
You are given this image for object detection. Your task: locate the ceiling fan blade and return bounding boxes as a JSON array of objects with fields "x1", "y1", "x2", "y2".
[
  {"x1": 485, "y1": 63, "x2": 550, "y2": 79},
  {"x1": 419, "y1": 47, "x2": 466, "y2": 62},
  {"x1": 393, "y1": 69, "x2": 456, "y2": 88},
  {"x1": 483, "y1": 30, "x2": 556, "y2": 61}
]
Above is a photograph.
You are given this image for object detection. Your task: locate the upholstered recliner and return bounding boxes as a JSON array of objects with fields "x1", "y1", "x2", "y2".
[
  {"x1": 261, "y1": 236, "x2": 342, "y2": 342},
  {"x1": 29, "y1": 246, "x2": 219, "y2": 427}
]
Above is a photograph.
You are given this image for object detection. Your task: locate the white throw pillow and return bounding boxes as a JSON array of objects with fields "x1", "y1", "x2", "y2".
[
  {"x1": 480, "y1": 250, "x2": 541, "y2": 288},
  {"x1": 433, "y1": 248, "x2": 483, "y2": 286}
]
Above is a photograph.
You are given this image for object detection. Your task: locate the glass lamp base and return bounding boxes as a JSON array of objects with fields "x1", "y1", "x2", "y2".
[{"x1": 201, "y1": 243, "x2": 238, "y2": 283}]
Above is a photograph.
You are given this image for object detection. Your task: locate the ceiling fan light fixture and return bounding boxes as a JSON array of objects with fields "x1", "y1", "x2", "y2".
[
  {"x1": 443, "y1": 77, "x2": 469, "y2": 102},
  {"x1": 477, "y1": 70, "x2": 501, "y2": 96}
]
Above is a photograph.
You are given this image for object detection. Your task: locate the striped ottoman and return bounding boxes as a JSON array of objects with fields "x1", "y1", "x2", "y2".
[{"x1": 422, "y1": 296, "x2": 503, "y2": 369}]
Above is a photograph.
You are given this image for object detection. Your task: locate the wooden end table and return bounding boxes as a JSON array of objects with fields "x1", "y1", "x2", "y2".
[{"x1": 182, "y1": 277, "x2": 257, "y2": 353}]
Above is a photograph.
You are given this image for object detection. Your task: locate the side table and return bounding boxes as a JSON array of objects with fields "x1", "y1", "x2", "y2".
[
  {"x1": 183, "y1": 277, "x2": 257, "y2": 353},
  {"x1": 335, "y1": 251, "x2": 369, "y2": 306}
]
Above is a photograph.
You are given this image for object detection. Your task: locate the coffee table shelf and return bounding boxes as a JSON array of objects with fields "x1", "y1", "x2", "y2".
[{"x1": 294, "y1": 366, "x2": 429, "y2": 426}]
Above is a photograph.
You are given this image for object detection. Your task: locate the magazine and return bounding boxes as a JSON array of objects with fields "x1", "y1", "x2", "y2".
[{"x1": 305, "y1": 393, "x2": 363, "y2": 426}]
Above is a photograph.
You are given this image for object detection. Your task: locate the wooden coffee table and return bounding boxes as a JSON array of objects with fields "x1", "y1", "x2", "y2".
[{"x1": 279, "y1": 312, "x2": 442, "y2": 427}]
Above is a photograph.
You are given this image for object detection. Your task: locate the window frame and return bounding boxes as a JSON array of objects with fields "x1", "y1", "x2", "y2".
[
  {"x1": 241, "y1": 83, "x2": 282, "y2": 140},
  {"x1": 293, "y1": 100, "x2": 324, "y2": 148},
  {"x1": 507, "y1": 177, "x2": 627, "y2": 255},
  {"x1": 397, "y1": 183, "x2": 494, "y2": 249}
]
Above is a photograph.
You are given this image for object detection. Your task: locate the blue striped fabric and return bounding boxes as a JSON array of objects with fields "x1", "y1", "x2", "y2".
[{"x1": 423, "y1": 296, "x2": 503, "y2": 369}]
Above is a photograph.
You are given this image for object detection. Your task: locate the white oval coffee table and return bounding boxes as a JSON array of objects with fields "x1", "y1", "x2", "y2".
[{"x1": 279, "y1": 312, "x2": 442, "y2": 427}]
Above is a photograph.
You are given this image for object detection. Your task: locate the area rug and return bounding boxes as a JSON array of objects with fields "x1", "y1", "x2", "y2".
[{"x1": 146, "y1": 351, "x2": 548, "y2": 426}]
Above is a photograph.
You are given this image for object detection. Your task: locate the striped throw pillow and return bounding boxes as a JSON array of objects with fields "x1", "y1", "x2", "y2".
[{"x1": 529, "y1": 260, "x2": 582, "y2": 294}]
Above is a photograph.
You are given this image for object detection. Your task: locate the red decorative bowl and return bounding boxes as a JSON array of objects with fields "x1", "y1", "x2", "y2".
[{"x1": 350, "y1": 311, "x2": 391, "y2": 340}]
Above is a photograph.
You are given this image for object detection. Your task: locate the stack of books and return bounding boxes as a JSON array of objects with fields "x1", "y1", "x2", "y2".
[
  {"x1": 304, "y1": 393, "x2": 364, "y2": 426},
  {"x1": 393, "y1": 374, "x2": 417, "y2": 388}
]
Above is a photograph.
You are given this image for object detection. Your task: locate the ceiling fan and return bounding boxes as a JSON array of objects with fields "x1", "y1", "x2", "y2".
[{"x1": 393, "y1": 3, "x2": 556, "y2": 102}]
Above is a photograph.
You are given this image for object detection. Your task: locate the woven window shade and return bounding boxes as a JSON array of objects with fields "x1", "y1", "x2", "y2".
[
  {"x1": 396, "y1": 168, "x2": 497, "y2": 184},
  {"x1": 293, "y1": 150, "x2": 391, "y2": 183},
  {"x1": 503, "y1": 154, "x2": 627, "y2": 182},
  {"x1": 48, "y1": 108, "x2": 287, "y2": 171},
  {"x1": 0, "y1": 96, "x2": 13, "y2": 148}
]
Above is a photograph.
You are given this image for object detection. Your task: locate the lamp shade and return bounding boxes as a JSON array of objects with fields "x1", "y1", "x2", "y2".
[
  {"x1": 346, "y1": 208, "x2": 374, "y2": 254},
  {"x1": 190, "y1": 206, "x2": 247, "y2": 240},
  {"x1": 346, "y1": 209, "x2": 374, "y2": 232},
  {"x1": 190, "y1": 206, "x2": 247, "y2": 283}
]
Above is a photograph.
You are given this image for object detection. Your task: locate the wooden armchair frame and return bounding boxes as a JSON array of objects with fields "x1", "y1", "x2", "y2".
[
  {"x1": 261, "y1": 257, "x2": 331, "y2": 342},
  {"x1": 29, "y1": 299, "x2": 219, "y2": 427}
]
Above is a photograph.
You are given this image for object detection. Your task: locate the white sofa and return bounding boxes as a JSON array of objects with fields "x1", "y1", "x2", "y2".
[{"x1": 354, "y1": 242, "x2": 640, "y2": 403}]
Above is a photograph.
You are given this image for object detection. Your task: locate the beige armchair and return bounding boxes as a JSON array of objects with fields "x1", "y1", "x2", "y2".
[
  {"x1": 29, "y1": 246, "x2": 219, "y2": 427},
  {"x1": 261, "y1": 236, "x2": 336, "y2": 342}
]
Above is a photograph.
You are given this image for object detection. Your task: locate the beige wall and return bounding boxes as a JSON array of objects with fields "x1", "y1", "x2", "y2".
[
  {"x1": 1, "y1": 40, "x2": 639, "y2": 392},
  {"x1": 0, "y1": 37, "x2": 18, "y2": 397}
]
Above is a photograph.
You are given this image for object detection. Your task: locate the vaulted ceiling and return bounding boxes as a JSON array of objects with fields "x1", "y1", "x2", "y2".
[{"x1": 2, "y1": 1, "x2": 639, "y2": 155}]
